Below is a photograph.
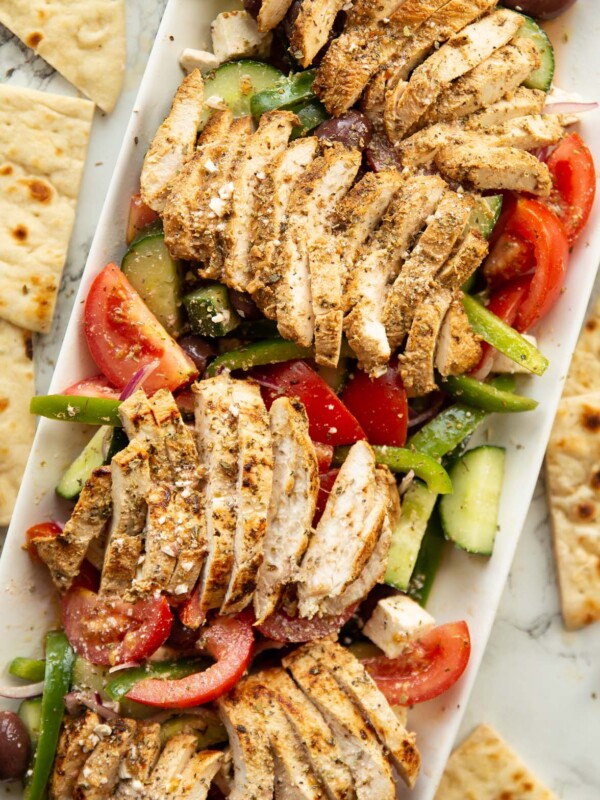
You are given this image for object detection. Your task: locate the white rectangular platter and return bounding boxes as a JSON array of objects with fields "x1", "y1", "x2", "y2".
[{"x1": 1, "y1": 2, "x2": 599, "y2": 798}]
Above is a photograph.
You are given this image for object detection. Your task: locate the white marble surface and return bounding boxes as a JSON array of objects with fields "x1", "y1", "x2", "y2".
[{"x1": 1, "y1": 1, "x2": 599, "y2": 797}]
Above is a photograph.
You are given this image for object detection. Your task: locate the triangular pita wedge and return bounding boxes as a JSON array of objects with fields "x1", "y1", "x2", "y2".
[
  {"x1": 0, "y1": 84, "x2": 94, "y2": 334},
  {"x1": 0, "y1": 0, "x2": 126, "y2": 113},
  {"x1": 0, "y1": 320, "x2": 35, "y2": 526},
  {"x1": 563, "y1": 293, "x2": 600, "y2": 397},
  {"x1": 546, "y1": 392, "x2": 600, "y2": 630},
  {"x1": 435, "y1": 723, "x2": 558, "y2": 799}
]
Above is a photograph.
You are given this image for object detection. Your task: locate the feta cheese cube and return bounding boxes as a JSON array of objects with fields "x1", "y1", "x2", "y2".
[
  {"x1": 363, "y1": 595, "x2": 435, "y2": 658},
  {"x1": 179, "y1": 48, "x2": 221, "y2": 74},
  {"x1": 492, "y1": 335, "x2": 538, "y2": 375},
  {"x1": 211, "y1": 10, "x2": 272, "y2": 63}
]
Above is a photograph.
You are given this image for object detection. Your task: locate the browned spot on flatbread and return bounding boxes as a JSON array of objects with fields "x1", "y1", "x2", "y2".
[
  {"x1": 0, "y1": 165, "x2": 13, "y2": 176},
  {"x1": 576, "y1": 501, "x2": 596, "y2": 521},
  {"x1": 582, "y1": 408, "x2": 600, "y2": 432},
  {"x1": 590, "y1": 470, "x2": 600, "y2": 490},
  {"x1": 37, "y1": 9, "x2": 46, "y2": 21},
  {"x1": 23, "y1": 333, "x2": 33, "y2": 361},
  {"x1": 0, "y1": 399, "x2": 8, "y2": 413},
  {"x1": 26, "y1": 31, "x2": 43, "y2": 48},
  {"x1": 12, "y1": 225, "x2": 28, "y2": 242},
  {"x1": 585, "y1": 319, "x2": 598, "y2": 332},
  {"x1": 27, "y1": 179, "x2": 52, "y2": 204}
]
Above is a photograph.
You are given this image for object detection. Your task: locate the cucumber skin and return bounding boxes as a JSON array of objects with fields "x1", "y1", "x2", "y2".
[
  {"x1": 201, "y1": 60, "x2": 283, "y2": 127},
  {"x1": 516, "y1": 14, "x2": 555, "y2": 92},
  {"x1": 18, "y1": 698, "x2": 43, "y2": 748},
  {"x1": 183, "y1": 283, "x2": 241, "y2": 338},
  {"x1": 56, "y1": 426, "x2": 108, "y2": 500}
]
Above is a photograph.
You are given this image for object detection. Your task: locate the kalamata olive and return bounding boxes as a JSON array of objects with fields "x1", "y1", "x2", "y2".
[
  {"x1": 501, "y1": 0, "x2": 576, "y2": 19},
  {"x1": 315, "y1": 111, "x2": 374, "y2": 151},
  {"x1": 243, "y1": 0, "x2": 262, "y2": 19},
  {"x1": 282, "y1": 0, "x2": 302, "y2": 40},
  {"x1": 0, "y1": 711, "x2": 30, "y2": 781},
  {"x1": 365, "y1": 133, "x2": 402, "y2": 172},
  {"x1": 178, "y1": 336, "x2": 217, "y2": 375},
  {"x1": 228, "y1": 289, "x2": 262, "y2": 320}
]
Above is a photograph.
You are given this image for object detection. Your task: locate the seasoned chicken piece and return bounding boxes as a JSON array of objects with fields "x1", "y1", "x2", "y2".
[
  {"x1": 254, "y1": 397, "x2": 319, "y2": 624},
  {"x1": 222, "y1": 380, "x2": 273, "y2": 614},
  {"x1": 218, "y1": 685, "x2": 275, "y2": 800},
  {"x1": 471, "y1": 112, "x2": 569, "y2": 147},
  {"x1": 265, "y1": 668, "x2": 356, "y2": 800},
  {"x1": 284, "y1": 647, "x2": 396, "y2": 800},
  {"x1": 130, "y1": 483, "x2": 179, "y2": 597},
  {"x1": 320, "y1": 467, "x2": 395, "y2": 616},
  {"x1": 436, "y1": 142, "x2": 553, "y2": 195},
  {"x1": 360, "y1": 70, "x2": 391, "y2": 132},
  {"x1": 144, "y1": 734, "x2": 198, "y2": 799},
  {"x1": 344, "y1": 175, "x2": 446, "y2": 376},
  {"x1": 34, "y1": 467, "x2": 112, "y2": 593},
  {"x1": 347, "y1": 0, "x2": 408, "y2": 27},
  {"x1": 113, "y1": 722, "x2": 162, "y2": 800},
  {"x1": 385, "y1": 9, "x2": 524, "y2": 141},
  {"x1": 150, "y1": 389, "x2": 203, "y2": 487},
  {"x1": 51, "y1": 712, "x2": 101, "y2": 800},
  {"x1": 140, "y1": 70, "x2": 204, "y2": 213},
  {"x1": 257, "y1": 0, "x2": 294, "y2": 32},
  {"x1": 436, "y1": 229, "x2": 489, "y2": 290},
  {"x1": 99, "y1": 441, "x2": 150, "y2": 597},
  {"x1": 422, "y1": 38, "x2": 541, "y2": 125},
  {"x1": 119, "y1": 390, "x2": 172, "y2": 482},
  {"x1": 297, "y1": 441, "x2": 387, "y2": 618},
  {"x1": 74, "y1": 718, "x2": 137, "y2": 800},
  {"x1": 383, "y1": 190, "x2": 474, "y2": 349},
  {"x1": 436, "y1": 292, "x2": 482, "y2": 376},
  {"x1": 163, "y1": 109, "x2": 234, "y2": 262},
  {"x1": 466, "y1": 86, "x2": 546, "y2": 127},
  {"x1": 275, "y1": 143, "x2": 360, "y2": 349},
  {"x1": 171, "y1": 751, "x2": 223, "y2": 800},
  {"x1": 399, "y1": 287, "x2": 454, "y2": 397},
  {"x1": 290, "y1": 0, "x2": 347, "y2": 68},
  {"x1": 248, "y1": 137, "x2": 319, "y2": 319},
  {"x1": 222, "y1": 111, "x2": 297, "y2": 293},
  {"x1": 212, "y1": 748, "x2": 234, "y2": 797},
  {"x1": 193, "y1": 376, "x2": 239, "y2": 615}
]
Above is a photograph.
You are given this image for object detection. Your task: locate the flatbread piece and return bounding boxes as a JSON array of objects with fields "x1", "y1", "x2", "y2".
[
  {"x1": 435, "y1": 723, "x2": 558, "y2": 799},
  {"x1": 546, "y1": 392, "x2": 600, "y2": 630},
  {"x1": 0, "y1": 84, "x2": 94, "y2": 334},
  {"x1": 0, "y1": 320, "x2": 35, "y2": 526},
  {"x1": 0, "y1": 0, "x2": 126, "y2": 113}
]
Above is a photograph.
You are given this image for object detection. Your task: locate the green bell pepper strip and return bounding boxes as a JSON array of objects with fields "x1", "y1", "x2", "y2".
[
  {"x1": 9, "y1": 657, "x2": 46, "y2": 683},
  {"x1": 205, "y1": 338, "x2": 314, "y2": 377},
  {"x1": 405, "y1": 507, "x2": 447, "y2": 607},
  {"x1": 291, "y1": 100, "x2": 329, "y2": 139},
  {"x1": 442, "y1": 374, "x2": 538, "y2": 413},
  {"x1": 462, "y1": 293, "x2": 549, "y2": 376},
  {"x1": 106, "y1": 659, "x2": 209, "y2": 701},
  {"x1": 24, "y1": 631, "x2": 75, "y2": 800},
  {"x1": 30, "y1": 395, "x2": 122, "y2": 426},
  {"x1": 332, "y1": 446, "x2": 452, "y2": 495},
  {"x1": 250, "y1": 70, "x2": 316, "y2": 118}
]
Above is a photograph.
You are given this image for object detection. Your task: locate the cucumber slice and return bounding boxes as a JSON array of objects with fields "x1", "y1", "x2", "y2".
[
  {"x1": 183, "y1": 282, "x2": 241, "y2": 338},
  {"x1": 105, "y1": 426, "x2": 129, "y2": 462},
  {"x1": 439, "y1": 445, "x2": 506, "y2": 555},
  {"x1": 406, "y1": 507, "x2": 447, "y2": 607},
  {"x1": 121, "y1": 233, "x2": 183, "y2": 337},
  {"x1": 201, "y1": 59, "x2": 284, "y2": 128},
  {"x1": 469, "y1": 195, "x2": 503, "y2": 240},
  {"x1": 72, "y1": 656, "x2": 108, "y2": 696},
  {"x1": 516, "y1": 15, "x2": 555, "y2": 92},
  {"x1": 56, "y1": 426, "x2": 111, "y2": 500},
  {"x1": 384, "y1": 480, "x2": 438, "y2": 591},
  {"x1": 18, "y1": 698, "x2": 42, "y2": 748}
]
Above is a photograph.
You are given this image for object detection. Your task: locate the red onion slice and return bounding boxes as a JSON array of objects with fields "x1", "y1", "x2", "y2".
[
  {"x1": 543, "y1": 101, "x2": 598, "y2": 114},
  {"x1": 107, "y1": 661, "x2": 141, "y2": 674},
  {"x1": 64, "y1": 690, "x2": 119, "y2": 719},
  {"x1": 0, "y1": 682, "x2": 44, "y2": 699},
  {"x1": 119, "y1": 360, "x2": 160, "y2": 401}
]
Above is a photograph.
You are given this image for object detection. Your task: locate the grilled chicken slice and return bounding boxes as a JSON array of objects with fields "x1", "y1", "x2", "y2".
[
  {"x1": 436, "y1": 142, "x2": 553, "y2": 195},
  {"x1": 290, "y1": 0, "x2": 347, "y2": 68},
  {"x1": 34, "y1": 467, "x2": 112, "y2": 593},
  {"x1": 113, "y1": 722, "x2": 162, "y2": 799},
  {"x1": 344, "y1": 175, "x2": 446, "y2": 376},
  {"x1": 265, "y1": 668, "x2": 355, "y2": 800},
  {"x1": 308, "y1": 641, "x2": 421, "y2": 788},
  {"x1": 284, "y1": 647, "x2": 396, "y2": 800},
  {"x1": 320, "y1": 467, "x2": 396, "y2": 616},
  {"x1": 119, "y1": 390, "x2": 172, "y2": 482},
  {"x1": 140, "y1": 69, "x2": 204, "y2": 213},
  {"x1": 193, "y1": 376, "x2": 239, "y2": 615},
  {"x1": 51, "y1": 712, "x2": 101, "y2": 800},
  {"x1": 222, "y1": 111, "x2": 297, "y2": 293},
  {"x1": 347, "y1": 0, "x2": 408, "y2": 27},
  {"x1": 472, "y1": 112, "x2": 570, "y2": 149},
  {"x1": 163, "y1": 109, "x2": 234, "y2": 262},
  {"x1": 257, "y1": 0, "x2": 294, "y2": 32},
  {"x1": 144, "y1": 734, "x2": 198, "y2": 799},
  {"x1": 296, "y1": 440, "x2": 386, "y2": 618},
  {"x1": 254, "y1": 397, "x2": 319, "y2": 624},
  {"x1": 74, "y1": 718, "x2": 137, "y2": 800},
  {"x1": 275, "y1": 143, "x2": 361, "y2": 349},
  {"x1": 437, "y1": 229, "x2": 489, "y2": 290},
  {"x1": 99, "y1": 441, "x2": 150, "y2": 597},
  {"x1": 385, "y1": 9, "x2": 524, "y2": 141},
  {"x1": 217, "y1": 685, "x2": 275, "y2": 800},
  {"x1": 436, "y1": 291, "x2": 482, "y2": 376},
  {"x1": 171, "y1": 751, "x2": 223, "y2": 800},
  {"x1": 150, "y1": 389, "x2": 203, "y2": 487},
  {"x1": 422, "y1": 37, "x2": 541, "y2": 125},
  {"x1": 398, "y1": 287, "x2": 454, "y2": 397},
  {"x1": 131, "y1": 483, "x2": 179, "y2": 597},
  {"x1": 222, "y1": 380, "x2": 273, "y2": 614},
  {"x1": 383, "y1": 190, "x2": 474, "y2": 349},
  {"x1": 248, "y1": 137, "x2": 319, "y2": 319},
  {"x1": 466, "y1": 85, "x2": 546, "y2": 127}
]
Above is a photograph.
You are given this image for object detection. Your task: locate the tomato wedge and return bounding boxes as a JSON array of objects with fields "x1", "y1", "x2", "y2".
[
  {"x1": 61, "y1": 587, "x2": 173, "y2": 666},
  {"x1": 363, "y1": 620, "x2": 471, "y2": 705},
  {"x1": 126, "y1": 614, "x2": 254, "y2": 708},
  {"x1": 313, "y1": 441, "x2": 334, "y2": 472},
  {"x1": 252, "y1": 360, "x2": 365, "y2": 445},
  {"x1": 126, "y1": 193, "x2": 160, "y2": 245},
  {"x1": 341, "y1": 364, "x2": 408, "y2": 447},
  {"x1": 545, "y1": 133, "x2": 596, "y2": 245},
  {"x1": 84, "y1": 263, "x2": 197, "y2": 393},
  {"x1": 24, "y1": 522, "x2": 62, "y2": 562},
  {"x1": 63, "y1": 375, "x2": 121, "y2": 400},
  {"x1": 257, "y1": 604, "x2": 357, "y2": 643}
]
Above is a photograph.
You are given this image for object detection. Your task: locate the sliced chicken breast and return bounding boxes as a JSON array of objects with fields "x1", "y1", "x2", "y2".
[
  {"x1": 296, "y1": 441, "x2": 386, "y2": 618},
  {"x1": 398, "y1": 287, "x2": 454, "y2": 397},
  {"x1": 34, "y1": 466, "x2": 112, "y2": 593},
  {"x1": 254, "y1": 397, "x2": 319, "y2": 624},
  {"x1": 99, "y1": 440, "x2": 150, "y2": 597},
  {"x1": 248, "y1": 137, "x2": 319, "y2": 319},
  {"x1": 150, "y1": 389, "x2": 203, "y2": 487},
  {"x1": 140, "y1": 69, "x2": 204, "y2": 212},
  {"x1": 290, "y1": 0, "x2": 347, "y2": 68},
  {"x1": 119, "y1": 390, "x2": 172, "y2": 482},
  {"x1": 436, "y1": 291, "x2": 482, "y2": 376},
  {"x1": 113, "y1": 721, "x2": 162, "y2": 800},
  {"x1": 383, "y1": 190, "x2": 474, "y2": 349},
  {"x1": 465, "y1": 85, "x2": 546, "y2": 127},
  {"x1": 257, "y1": 0, "x2": 294, "y2": 32},
  {"x1": 74, "y1": 717, "x2": 137, "y2": 800},
  {"x1": 144, "y1": 734, "x2": 198, "y2": 799},
  {"x1": 284, "y1": 647, "x2": 396, "y2": 800},
  {"x1": 347, "y1": 0, "x2": 409, "y2": 27},
  {"x1": 436, "y1": 228, "x2": 489, "y2": 290},
  {"x1": 171, "y1": 751, "x2": 223, "y2": 800},
  {"x1": 51, "y1": 712, "x2": 101, "y2": 800},
  {"x1": 222, "y1": 111, "x2": 297, "y2": 293},
  {"x1": 131, "y1": 483, "x2": 179, "y2": 597}
]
